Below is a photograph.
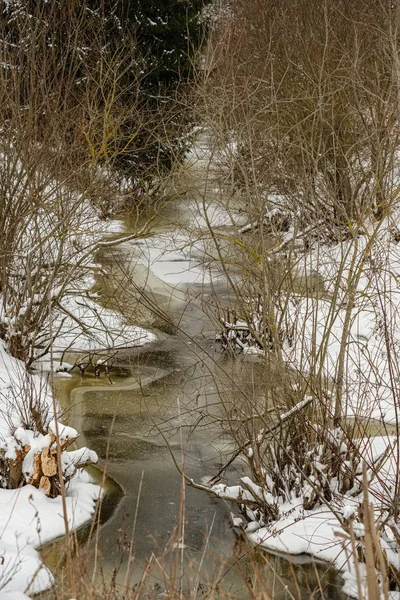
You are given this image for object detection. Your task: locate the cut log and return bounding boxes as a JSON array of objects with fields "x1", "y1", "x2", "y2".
[
  {"x1": 41, "y1": 447, "x2": 57, "y2": 477},
  {"x1": 39, "y1": 475, "x2": 51, "y2": 497},
  {"x1": 8, "y1": 451, "x2": 24, "y2": 489},
  {"x1": 30, "y1": 453, "x2": 42, "y2": 485}
]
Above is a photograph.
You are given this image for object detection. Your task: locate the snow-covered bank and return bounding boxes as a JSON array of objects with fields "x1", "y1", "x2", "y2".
[
  {"x1": 0, "y1": 470, "x2": 99, "y2": 597},
  {"x1": 0, "y1": 338, "x2": 100, "y2": 596},
  {"x1": 53, "y1": 291, "x2": 155, "y2": 352},
  {"x1": 280, "y1": 212, "x2": 400, "y2": 424},
  {"x1": 221, "y1": 210, "x2": 400, "y2": 596},
  {"x1": 215, "y1": 434, "x2": 400, "y2": 599},
  {"x1": 0, "y1": 214, "x2": 156, "y2": 597},
  {"x1": 195, "y1": 166, "x2": 400, "y2": 596}
]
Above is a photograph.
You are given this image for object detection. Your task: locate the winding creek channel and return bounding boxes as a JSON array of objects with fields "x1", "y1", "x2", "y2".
[{"x1": 43, "y1": 137, "x2": 348, "y2": 599}]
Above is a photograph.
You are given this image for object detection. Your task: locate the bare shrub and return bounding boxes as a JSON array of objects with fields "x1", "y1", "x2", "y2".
[
  {"x1": 199, "y1": 0, "x2": 400, "y2": 230},
  {"x1": 183, "y1": 0, "x2": 400, "y2": 592}
]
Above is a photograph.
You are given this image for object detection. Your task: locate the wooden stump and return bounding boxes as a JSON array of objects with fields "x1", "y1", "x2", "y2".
[{"x1": 0, "y1": 422, "x2": 97, "y2": 497}]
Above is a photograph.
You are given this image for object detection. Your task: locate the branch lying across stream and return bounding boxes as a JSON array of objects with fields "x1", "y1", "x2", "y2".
[
  {"x1": 207, "y1": 395, "x2": 313, "y2": 485},
  {"x1": 153, "y1": 421, "x2": 261, "y2": 509},
  {"x1": 153, "y1": 395, "x2": 313, "y2": 503}
]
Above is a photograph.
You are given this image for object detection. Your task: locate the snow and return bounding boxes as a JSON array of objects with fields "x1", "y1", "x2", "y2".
[
  {"x1": 52, "y1": 287, "x2": 155, "y2": 352},
  {"x1": 0, "y1": 594, "x2": 32, "y2": 600},
  {"x1": 242, "y1": 346, "x2": 264, "y2": 356},
  {"x1": 103, "y1": 219, "x2": 125, "y2": 233},
  {"x1": 279, "y1": 214, "x2": 400, "y2": 423},
  {"x1": 62, "y1": 448, "x2": 98, "y2": 478},
  {"x1": 232, "y1": 516, "x2": 243, "y2": 528},
  {"x1": 342, "y1": 504, "x2": 357, "y2": 520},
  {"x1": 30, "y1": 359, "x2": 74, "y2": 376},
  {"x1": 221, "y1": 435, "x2": 400, "y2": 599},
  {"x1": 0, "y1": 470, "x2": 100, "y2": 595},
  {"x1": 54, "y1": 371, "x2": 72, "y2": 379},
  {"x1": 0, "y1": 337, "x2": 100, "y2": 595},
  {"x1": 0, "y1": 292, "x2": 114, "y2": 597},
  {"x1": 130, "y1": 232, "x2": 210, "y2": 285},
  {"x1": 0, "y1": 340, "x2": 100, "y2": 593},
  {"x1": 48, "y1": 420, "x2": 78, "y2": 442},
  {"x1": 278, "y1": 397, "x2": 311, "y2": 421},
  {"x1": 212, "y1": 483, "x2": 256, "y2": 503},
  {"x1": 188, "y1": 201, "x2": 246, "y2": 230},
  {"x1": 0, "y1": 341, "x2": 54, "y2": 442}
]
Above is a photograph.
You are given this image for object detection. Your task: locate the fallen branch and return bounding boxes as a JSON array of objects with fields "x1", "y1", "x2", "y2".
[{"x1": 208, "y1": 395, "x2": 313, "y2": 484}]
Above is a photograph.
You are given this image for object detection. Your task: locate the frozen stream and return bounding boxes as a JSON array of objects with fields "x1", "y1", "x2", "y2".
[{"x1": 44, "y1": 135, "x2": 348, "y2": 599}]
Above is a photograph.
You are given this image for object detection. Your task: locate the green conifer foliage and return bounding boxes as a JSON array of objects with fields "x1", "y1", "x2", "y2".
[
  {"x1": 1, "y1": 0, "x2": 210, "y2": 202},
  {"x1": 126, "y1": 0, "x2": 208, "y2": 90}
]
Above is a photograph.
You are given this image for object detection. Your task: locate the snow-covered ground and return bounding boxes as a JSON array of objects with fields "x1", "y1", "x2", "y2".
[
  {"x1": 0, "y1": 470, "x2": 99, "y2": 598},
  {"x1": 53, "y1": 290, "x2": 155, "y2": 352},
  {"x1": 211, "y1": 208, "x2": 400, "y2": 597},
  {"x1": 126, "y1": 199, "x2": 245, "y2": 287},
  {"x1": 215, "y1": 434, "x2": 400, "y2": 599},
  {"x1": 281, "y1": 214, "x2": 400, "y2": 424},
  {"x1": 131, "y1": 232, "x2": 211, "y2": 286},
  {"x1": 0, "y1": 337, "x2": 101, "y2": 597}
]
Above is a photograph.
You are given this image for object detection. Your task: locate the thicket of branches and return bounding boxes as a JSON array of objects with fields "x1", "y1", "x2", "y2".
[
  {"x1": 190, "y1": 1, "x2": 400, "y2": 592},
  {"x1": 2, "y1": 0, "x2": 209, "y2": 201},
  {"x1": 201, "y1": 0, "x2": 400, "y2": 230},
  {"x1": 0, "y1": 0, "x2": 209, "y2": 364}
]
